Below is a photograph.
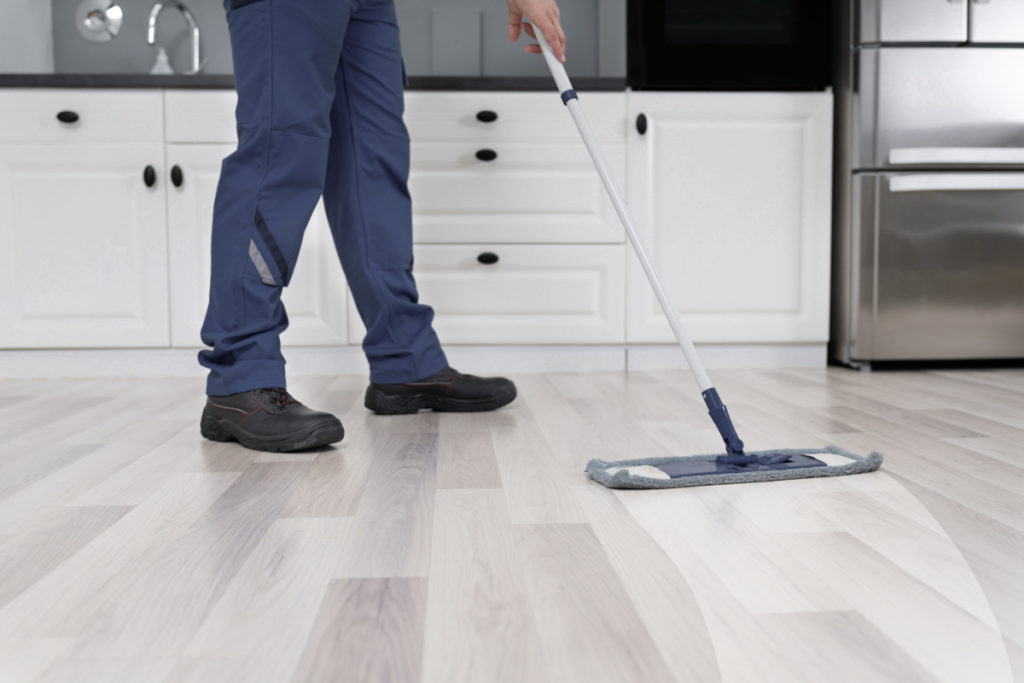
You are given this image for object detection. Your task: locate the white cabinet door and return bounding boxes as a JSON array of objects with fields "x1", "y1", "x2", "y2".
[
  {"x1": 625, "y1": 92, "x2": 833, "y2": 343},
  {"x1": 0, "y1": 145, "x2": 170, "y2": 348},
  {"x1": 348, "y1": 244, "x2": 625, "y2": 344},
  {"x1": 166, "y1": 145, "x2": 348, "y2": 348}
]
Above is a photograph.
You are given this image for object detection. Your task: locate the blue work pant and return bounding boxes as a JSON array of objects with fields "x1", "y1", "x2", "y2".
[{"x1": 199, "y1": 0, "x2": 448, "y2": 395}]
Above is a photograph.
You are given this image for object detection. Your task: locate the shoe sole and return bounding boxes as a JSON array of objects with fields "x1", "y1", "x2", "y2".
[
  {"x1": 364, "y1": 384, "x2": 517, "y2": 415},
  {"x1": 200, "y1": 412, "x2": 344, "y2": 452}
]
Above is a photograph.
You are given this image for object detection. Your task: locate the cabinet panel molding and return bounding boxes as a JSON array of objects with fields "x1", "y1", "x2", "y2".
[
  {"x1": 625, "y1": 92, "x2": 833, "y2": 343},
  {"x1": 348, "y1": 244, "x2": 626, "y2": 344},
  {"x1": 0, "y1": 145, "x2": 170, "y2": 347}
]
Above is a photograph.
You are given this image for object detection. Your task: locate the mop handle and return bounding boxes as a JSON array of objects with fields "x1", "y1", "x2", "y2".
[{"x1": 528, "y1": 23, "x2": 713, "y2": 393}]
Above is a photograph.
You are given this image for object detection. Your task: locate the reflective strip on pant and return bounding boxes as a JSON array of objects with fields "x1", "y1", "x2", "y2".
[{"x1": 248, "y1": 238, "x2": 276, "y2": 286}]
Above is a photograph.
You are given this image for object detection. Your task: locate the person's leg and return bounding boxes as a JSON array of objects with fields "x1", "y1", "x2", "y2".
[
  {"x1": 199, "y1": 0, "x2": 352, "y2": 395},
  {"x1": 198, "y1": 0, "x2": 351, "y2": 450},
  {"x1": 321, "y1": 0, "x2": 449, "y2": 385},
  {"x1": 323, "y1": 0, "x2": 516, "y2": 414}
]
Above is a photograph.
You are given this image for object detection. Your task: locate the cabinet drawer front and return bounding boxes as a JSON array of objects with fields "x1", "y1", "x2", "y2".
[
  {"x1": 410, "y1": 142, "x2": 626, "y2": 243},
  {"x1": 163, "y1": 91, "x2": 625, "y2": 145},
  {"x1": 165, "y1": 90, "x2": 239, "y2": 144},
  {"x1": 404, "y1": 92, "x2": 625, "y2": 144},
  {"x1": 348, "y1": 244, "x2": 625, "y2": 344},
  {"x1": 0, "y1": 90, "x2": 164, "y2": 145}
]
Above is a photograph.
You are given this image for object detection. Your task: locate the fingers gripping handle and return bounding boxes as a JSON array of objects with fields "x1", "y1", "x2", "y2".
[{"x1": 527, "y1": 18, "x2": 573, "y2": 95}]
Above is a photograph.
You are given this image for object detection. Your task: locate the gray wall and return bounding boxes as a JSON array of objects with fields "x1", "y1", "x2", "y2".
[
  {"x1": 0, "y1": 0, "x2": 55, "y2": 73},
  {"x1": 52, "y1": 0, "x2": 233, "y2": 75},
  {"x1": 395, "y1": 0, "x2": 625, "y2": 78},
  {"x1": 40, "y1": 0, "x2": 623, "y2": 78}
]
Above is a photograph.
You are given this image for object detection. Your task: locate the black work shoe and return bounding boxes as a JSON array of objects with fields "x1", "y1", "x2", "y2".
[
  {"x1": 364, "y1": 367, "x2": 517, "y2": 415},
  {"x1": 201, "y1": 388, "x2": 344, "y2": 452}
]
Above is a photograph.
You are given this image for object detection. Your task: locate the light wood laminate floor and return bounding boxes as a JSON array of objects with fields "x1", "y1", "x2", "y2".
[{"x1": 0, "y1": 367, "x2": 1021, "y2": 682}]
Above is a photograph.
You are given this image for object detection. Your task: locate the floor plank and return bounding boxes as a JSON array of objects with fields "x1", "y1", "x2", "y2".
[
  {"x1": 421, "y1": 489, "x2": 546, "y2": 682},
  {"x1": 333, "y1": 429, "x2": 437, "y2": 578},
  {"x1": 512, "y1": 523, "x2": 677, "y2": 683},
  {"x1": 183, "y1": 517, "x2": 350, "y2": 678},
  {"x1": 290, "y1": 578, "x2": 428, "y2": 683},
  {"x1": 0, "y1": 368, "x2": 1019, "y2": 682},
  {"x1": 573, "y1": 484, "x2": 721, "y2": 682},
  {"x1": 0, "y1": 505, "x2": 131, "y2": 611}
]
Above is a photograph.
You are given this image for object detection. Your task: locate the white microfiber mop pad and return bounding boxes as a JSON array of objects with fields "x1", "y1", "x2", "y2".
[{"x1": 586, "y1": 446, "x2": 883, "y2": 489}]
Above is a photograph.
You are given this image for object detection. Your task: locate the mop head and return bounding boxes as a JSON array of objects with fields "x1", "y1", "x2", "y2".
[{"x1": 586, "y1": 445, "x2": 882, "y2": 489}]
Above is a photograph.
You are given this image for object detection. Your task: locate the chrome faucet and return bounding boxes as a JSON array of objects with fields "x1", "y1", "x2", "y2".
[{"x1": 147, "y1": 2, "x2": 202, "y2": 74}]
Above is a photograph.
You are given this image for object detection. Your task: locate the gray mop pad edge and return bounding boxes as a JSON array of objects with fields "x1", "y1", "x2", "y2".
[{"x1": 586, "y1": 445, "x2": 883, "y2": 489}]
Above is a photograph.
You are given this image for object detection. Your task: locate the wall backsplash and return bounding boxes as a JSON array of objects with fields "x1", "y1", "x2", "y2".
[
  {"x1": 51, "y1": 0, "x2": 233, "y2": 74},
  {"x1": 2, "y1": 0, "x2": 55, "y2": 73},
  {"x1": 44, "y1": 0, "x2": 623, "y2": 78},
  {"x1": 395, "y1": 0, "x2": 625, "y2": 78}
]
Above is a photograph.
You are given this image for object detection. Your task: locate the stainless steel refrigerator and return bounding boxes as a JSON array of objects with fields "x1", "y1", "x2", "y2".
[{"x1": 832, "y1": 0, "x2": 1024, "y2": 365}]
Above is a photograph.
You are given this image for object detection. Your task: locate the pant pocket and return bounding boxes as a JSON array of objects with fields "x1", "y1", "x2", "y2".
[{"x1": 362, "y1": 137, "x2": 415, "y2": 270}]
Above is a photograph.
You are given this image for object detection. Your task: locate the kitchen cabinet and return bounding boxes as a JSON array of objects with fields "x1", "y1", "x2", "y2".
[
  {"x1": 377, "y1": 91, "x2": 629, "y2": 344},
  {"x1": 624, "y1": 91, "x2": 833, "y2": 344},
  {"x1": 403, "y1": 92, "x2": 626, "y2": 244},
  {"x1": 858, "y1": 0, "x2": 1024, "y2": 44},
  {"x1": 0, "y1": 87, "x2": 833, "y2": 366},
  {"x1": 0, "y1": 91, "x2": 169, "y2": 348}
]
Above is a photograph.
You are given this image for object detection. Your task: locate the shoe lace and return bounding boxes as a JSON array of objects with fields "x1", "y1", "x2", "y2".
[{"x1": 258, "y1": 387, "x2": 297, "y2": 409}]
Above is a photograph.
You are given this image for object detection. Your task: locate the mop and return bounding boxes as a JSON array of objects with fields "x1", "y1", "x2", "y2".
[{"x1": 526, "y1": 25, "x2": 883, "y2": 488}]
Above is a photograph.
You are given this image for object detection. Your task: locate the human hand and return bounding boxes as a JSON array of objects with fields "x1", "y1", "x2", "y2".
[{"x1": 507, "y1": 0, "x2": 566, "y2": 62}]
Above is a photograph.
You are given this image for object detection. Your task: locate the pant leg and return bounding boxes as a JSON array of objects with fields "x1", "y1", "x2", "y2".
[
  {"x1": 199, "y1": 0, "x2": 353, "y2": 395},
  {"x1": 321, "y1": 0, "x2": 448, "y2": 384}
]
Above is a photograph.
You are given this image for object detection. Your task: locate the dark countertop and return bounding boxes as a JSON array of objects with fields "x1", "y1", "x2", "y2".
[
  {"x1": 0, "y1": 74, "x2": 627, "y2": 91},
  {"x1": 0, "y1": 73, "x2": 236, "y2": 89}
]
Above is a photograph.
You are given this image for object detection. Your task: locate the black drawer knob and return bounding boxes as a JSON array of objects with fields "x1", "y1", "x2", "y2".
[
  {"x1": 477, "y1": 252, "x2": 499, "y2": 265},
  {"x1": 636, "y1": 113, "x2": 647, "y2": 135},
  {"x1": 143, "y1": 165, "x2": 157, "y2": 188},
  {"x1": 56, "y1": 110, "x2": 80, "y2": 124},
  {"x1": 170, "y1": 165, "x2": 184, "y2": 187},
  {"x1": 476, "y1": 110, "x2": 498, "y2": 123},
  {"x1": 475, "y1": 149, "x2": 498, "y2": 162}
]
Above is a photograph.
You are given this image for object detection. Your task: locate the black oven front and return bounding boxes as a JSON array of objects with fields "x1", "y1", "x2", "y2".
[{"x1": 627, "y1": 0, "x2": 834, "y2": 91}]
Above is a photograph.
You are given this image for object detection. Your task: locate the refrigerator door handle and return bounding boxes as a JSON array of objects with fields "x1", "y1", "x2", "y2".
[
  {"x1": 888, "y1": 173, "x2": 1024, "y2": 192},
  {"x1": 890, "y1": 147, "x2": 1024, "y2": 165}
]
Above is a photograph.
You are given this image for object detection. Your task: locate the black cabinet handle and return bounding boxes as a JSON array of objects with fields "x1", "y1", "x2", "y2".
[
  {"x1": 56, "y1": 110, "x2": 80, "y2": 124},
  {"x1": 636, "y1": 113, "x2": 647, "y2": 135},
  {"x1": 170, "y1": 165, "x2": 184, "y2": 187},
  {"x1": 477, "y1": 252, "x2": 499, "y2": 265},
  {"x1": 476, "y1": 110, "x2": 498, "y2": 123},
  {"x1": 475, "y1": 149, "x2": 498, "y2": 162},
  {"x1": 143, "y1": 165, "x2": 157, "y2": 188}
]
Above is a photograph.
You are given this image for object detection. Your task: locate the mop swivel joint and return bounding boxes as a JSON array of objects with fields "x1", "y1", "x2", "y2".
[{"x1": 702, "y1": 388, "x2": 758, "y2": 466}]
